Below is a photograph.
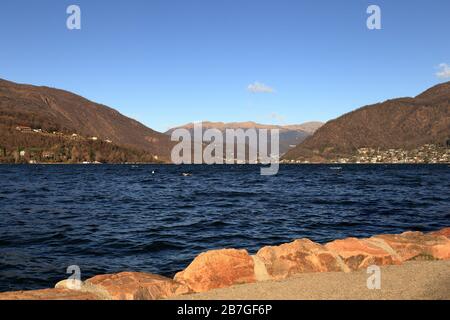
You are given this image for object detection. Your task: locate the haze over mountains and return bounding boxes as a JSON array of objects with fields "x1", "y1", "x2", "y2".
[
  {"x1": 283, "y1": 81, "x2": 450, "y2": 162},
  {"x1": 166, "y1": 121, "x2": 323, "y2": 155}
]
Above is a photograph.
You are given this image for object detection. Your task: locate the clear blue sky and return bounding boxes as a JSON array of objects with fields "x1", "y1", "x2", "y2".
[{"x1": 0, "y1": 0, "x2": 449, "y2": 132}]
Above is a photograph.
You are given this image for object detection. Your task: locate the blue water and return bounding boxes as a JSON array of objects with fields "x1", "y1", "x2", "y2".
[{"x1": 0, "y1": 164, "x2": 449, "y2": 292}]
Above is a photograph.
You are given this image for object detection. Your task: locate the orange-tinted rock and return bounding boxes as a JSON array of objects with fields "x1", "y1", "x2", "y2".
[
  {"x1": 429, "y1": 227, "x2": 450, "y2": 239},
  {"x1": 373, "y1": 231, "x2": 450, "y2": 261},
  {"x1": 256, "y1": 239, "x2": 347, "y2": 279},
  {"x1": 55, "y1": 279, "x2": 83, "y2": 290},
  {"x1": 85, "y1": 272, "x2": 190, "y2": 300},
  {"x1": 174, "y1": 249, "x2": 256, "y2": 293},
  {"x1": 0, "y1": 288, "x2": 99, "y2": 300},
  {"x1": 325, "y1": 237, "x2": 402, "y2": 270}
]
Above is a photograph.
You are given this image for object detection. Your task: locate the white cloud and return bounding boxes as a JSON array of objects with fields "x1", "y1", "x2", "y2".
[
  {"x1": 436, "y1": 63, "x2": 450, "y2": 79},
  {"x1": 247, "y1": 81, "x2": 275, "y2": 93},
  {"x1": 270, "y1": 112, "x2": 285, "y2": 124}
]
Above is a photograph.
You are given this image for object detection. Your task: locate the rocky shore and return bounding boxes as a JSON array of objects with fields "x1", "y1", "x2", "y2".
[{"x1": 0, "y1": 228, "x2": 449, "y2": 300}]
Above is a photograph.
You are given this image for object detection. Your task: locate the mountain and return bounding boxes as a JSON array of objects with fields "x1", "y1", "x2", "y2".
[
  {"x1": 165, "y1": 121, "x2": 323, "y2": 155},
  {"x1": 0, "y1": 79, "x2": 173, "y2": 162},
  {"x1": 283, "y1": 122, "x2": 324, "y2": 135},
  {"x1": 283, "y1": 82, "x2": 450, "y2": 162}
]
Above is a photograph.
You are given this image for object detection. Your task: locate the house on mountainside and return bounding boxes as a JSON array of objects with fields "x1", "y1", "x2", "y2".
[
  {"x1": 15, "y1": 126, "x2": 32, "y2": 132},
  {"x1": 42, "y1": 151, "x2": 55, "y2": 159}
]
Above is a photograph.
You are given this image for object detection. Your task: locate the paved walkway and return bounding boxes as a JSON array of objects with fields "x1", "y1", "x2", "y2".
[{"x1": 172, "y1": 261, "x2": 450, "y2": 300}]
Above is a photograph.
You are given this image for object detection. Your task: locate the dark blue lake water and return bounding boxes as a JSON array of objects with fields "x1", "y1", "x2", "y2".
[{"x1": 0, "y1": 164, "x2": 449, "y2": 292}]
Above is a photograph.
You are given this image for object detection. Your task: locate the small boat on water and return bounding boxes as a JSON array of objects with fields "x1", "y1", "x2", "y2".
[
  {"x1": 182, "y1": 173, "x2": 192, "y2": 177},
  {"x1": 329, "y1": 167, "x2": 342, "y2": 170}
]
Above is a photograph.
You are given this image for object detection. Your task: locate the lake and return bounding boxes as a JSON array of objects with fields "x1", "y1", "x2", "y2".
[{"x1": 0, "y1": 164, "x2": 449, "y2": 292}]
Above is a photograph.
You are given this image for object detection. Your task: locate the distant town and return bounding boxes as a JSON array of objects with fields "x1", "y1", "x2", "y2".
[{"x1": 282, "y1": 144, "x2": 450, "y2": 164}]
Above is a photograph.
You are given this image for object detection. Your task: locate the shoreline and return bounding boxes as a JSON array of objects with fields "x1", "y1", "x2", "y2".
[
  {"x1": 0, "y1": 162, "x2": 449, "y2": 165},
  {"x1": 0, "y1": 227, "x2": 449, "y2": 300}
]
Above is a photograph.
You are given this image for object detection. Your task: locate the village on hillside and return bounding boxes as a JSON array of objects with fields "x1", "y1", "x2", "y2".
[
  {"x1": 13, "y1": 125, "x2": 113, "y2": 164},
  {"x1": 0, "y1": 125, "x2": 161, "y2": 164},
  {"x1": 282, "y1": 144, "x2": 450, "y2": 164}
]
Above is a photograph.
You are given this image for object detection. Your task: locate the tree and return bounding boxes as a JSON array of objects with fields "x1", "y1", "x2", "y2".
[
  {"x1": 95, "y1": 151, "x2": 104, "y2": 163},
  {"x1": 71, "y1": 146, "x2": 80, "y2": 163}
]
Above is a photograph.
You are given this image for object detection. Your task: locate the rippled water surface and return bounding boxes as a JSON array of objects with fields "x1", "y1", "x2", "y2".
[{"x1": 0, "y1": 164, "x2": 449, "y2": 292}]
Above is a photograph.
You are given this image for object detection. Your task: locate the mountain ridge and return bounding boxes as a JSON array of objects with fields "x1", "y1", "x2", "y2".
[
  {"x1": 283, "y1": 81, "x2": 450, "y2": 162},
  {"x1": 165, "y1": 121, "x2": 324, "y2": 155},
  {"x1": 166, "y1": 121, "x2": 323, "y2": 133}
]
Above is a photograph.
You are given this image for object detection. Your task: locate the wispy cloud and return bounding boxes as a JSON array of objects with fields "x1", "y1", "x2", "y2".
[
  {"x1": 247, "y1": 82, "x2": 275, "y2": 93},
  {"x1": 270, "y1": 112, "x2": 285, "y2": 124},
  {"x1": 436, "y1": 63, "x2": 450, "y2": 79}
]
